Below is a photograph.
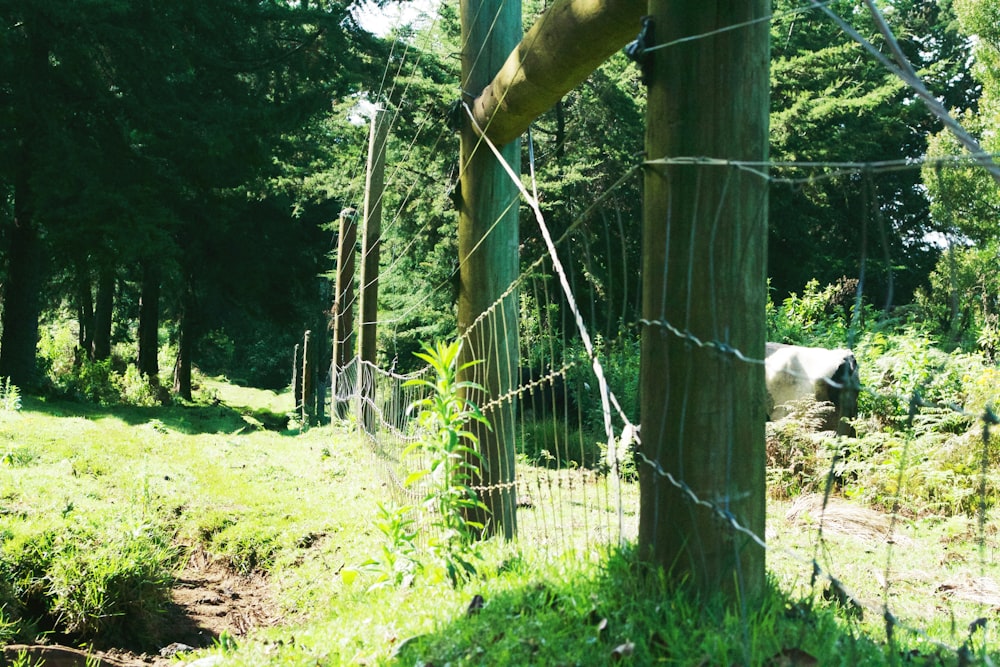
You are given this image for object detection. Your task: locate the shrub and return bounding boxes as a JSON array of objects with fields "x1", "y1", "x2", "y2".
[
  {"x1": 912, "y1": 243, "x2": 1000, "y2": 356},
  {"x1": 0, "y1": 377, "x2": 21, "y2": 412},
  {"x1": 113, "y1": 365, "x2": 162, "y2": 407},
  {"x1": 855, "y1": 327, "x2": 980, "y2": 429},
  {"x1": 767, "y1": 277, "x2": 872, "y2": 348}
]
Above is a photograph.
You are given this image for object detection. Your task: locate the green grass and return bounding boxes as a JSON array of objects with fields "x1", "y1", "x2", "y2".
[{"x1": 2, "y1": 381, "x2": 999, "y2": 664}]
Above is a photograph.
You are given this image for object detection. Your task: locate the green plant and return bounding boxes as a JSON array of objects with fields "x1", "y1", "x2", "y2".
[
  {"x1": 70, "y1": 359, "x2": 120, "y2": 405},
  {"x1": 767, "y1": 278, "x2": 870, "y2": 348},
  {"x1": 5, "y1": 649, "x2": 43, "y2": 667},
  {"x1": 402, "y1": 339, "x2": 491, "y2": 585},
  {"x1": 2, "y1": 446, "x2": 38, "y2": 468},
  {"x1": 350, "y1": 502, "x2": 421, "y2": 589},
  {"x1": 0, "y1": 377, "x2": 21, "y2": 412},
  {"x1": 113, "y1": 365, "x2": 161, "y2": 407}
]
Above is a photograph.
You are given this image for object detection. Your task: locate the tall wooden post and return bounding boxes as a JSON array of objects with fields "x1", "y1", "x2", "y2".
[
  {"x1": 292, "y1": 342, "x2": 301, "y2": 413},
  {"x1": 637, "y1": 0, "x2": 769, "y2": 602},
  {"x1": 301, "y1": 330, "x2": 315, "y2": 426},
  {"x1": 458, "y1": 0, "x2": 521, "y2": 539},
  {"x1": 359, "y1": 108, "x2": 389, "y2": 431},
  {"x1": 331, "y1": 208, "x2": 358, "y2": 419}
]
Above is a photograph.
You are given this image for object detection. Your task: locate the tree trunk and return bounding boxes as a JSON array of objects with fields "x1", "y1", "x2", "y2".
[
  {"x1": 137, "y1": 262, "x2": 161, "y2": 378},
  {"x1": 0, "y1": 154, "x2": 43, "y2": 391},
  {"x1": 91, "y1": 265, "x2": 115, "y2": 361},
  {"x1": 0, "y1": 15, "x2": 46, "y2": 392},
  {"x1": 76, "y1": 263, "x2": 94, "y2": 356},
  {"x1": 458, "y1": 0, "x2": 522, "y2": 540},
  {"x1": 173, "y1": 279, "x2": 194, "y2": 401},
  {"x1": 637, "y1": 0, "x2": 769, "y2": 603}
]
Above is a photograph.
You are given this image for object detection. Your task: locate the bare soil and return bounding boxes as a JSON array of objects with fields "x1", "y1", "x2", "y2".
[{"x1": 2, "y1": 546, "x2": 281, "y2": 667}]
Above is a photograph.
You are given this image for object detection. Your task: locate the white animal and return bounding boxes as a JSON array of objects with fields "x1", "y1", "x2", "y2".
[{"x1": 765, "y1": 343, "x2": 859, "y2": 435}]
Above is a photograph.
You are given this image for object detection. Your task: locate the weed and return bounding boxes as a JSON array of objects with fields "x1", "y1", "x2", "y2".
[
  {"x1": 351, "y1": 502, "x2": 421, "y2": 589},
  {"x1": 0, "y1": 377, "x2": 21, "y2": 412},
  {"x1": 351, "y1": 341, "x2": 492, "y2": 588},
  {"x1": 402, "y1": 340, "x2": 492, "y2": 585},
  {"x1": 344, "y1": 341, "x2": 489, "y2": 586},
  {"x1": 2, "y1": 446, "x2": 37, "y2": 468}
]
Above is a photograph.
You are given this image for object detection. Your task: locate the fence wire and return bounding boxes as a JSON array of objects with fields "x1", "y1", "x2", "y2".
[{"x1": 325, "y1": 2, "x2": 1000, "y2": 660}]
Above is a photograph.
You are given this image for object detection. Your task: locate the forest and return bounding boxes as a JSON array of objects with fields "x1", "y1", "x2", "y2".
[{"x1": 0, "y1": 0, "x2": 997, "y2": 400}]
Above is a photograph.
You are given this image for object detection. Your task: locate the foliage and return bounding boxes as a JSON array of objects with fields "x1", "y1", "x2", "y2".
[
  {"x1": 401, "y1": 340, "x2": 491, "y2": 585},
  {"x1": 0, "y1": 377, "x2": 21, "y2": 412},
  {"x1": 854, "y1": 326, "x2": 980, "y2": 425},
  {"x1": 769, "y1": 0, "x2": 971, "y2": 302},
  {"x1": 112, "y1": 365, "x2": 162, "y2": 408},
  {"x1": 766, "y1": 398, "x2": 840, "y2": 498},
  {"x1": 767, "y1": 278, "x2": 871, "y2": 348},
  {"x1": 0, "y1": 0, "x2": 384, "y2": 395},
  {"x1": 923, "y1": 120, "x2": 1000, "y2": 245},
  {"x1": 350, "y1": 502, "x2": 421, "y2": 589},
  {"x1": 912, "y1": 242, "x2": 1000, "y2": 355}
]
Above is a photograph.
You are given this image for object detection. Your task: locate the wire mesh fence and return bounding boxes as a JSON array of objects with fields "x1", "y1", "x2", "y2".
[{"x1": 325, "y1": 0, "x2": 1000, "y2": 658}]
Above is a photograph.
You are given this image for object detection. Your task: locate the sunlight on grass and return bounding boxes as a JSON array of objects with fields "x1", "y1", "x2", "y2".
[{"x1": 3, "y1": 385, "x2": 1000, "y2": 664}]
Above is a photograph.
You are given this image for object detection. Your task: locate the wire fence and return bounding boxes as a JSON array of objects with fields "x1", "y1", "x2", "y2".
[{"x1": 324, "y1": 0, "x2": 1000, "y2": 658}]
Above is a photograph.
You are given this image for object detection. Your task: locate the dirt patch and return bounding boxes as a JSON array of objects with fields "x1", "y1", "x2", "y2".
[
  {"x1": 785, "y1": 492, "x2": 908, "y2": 545},
  {"x1": 3, "y1": 546, "x2": 282, "y2": 667}
]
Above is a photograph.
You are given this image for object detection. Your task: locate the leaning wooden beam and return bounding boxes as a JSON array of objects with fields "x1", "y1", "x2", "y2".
[{"x1": 470, "y1": 0, "x2": 646, "y2": 146}]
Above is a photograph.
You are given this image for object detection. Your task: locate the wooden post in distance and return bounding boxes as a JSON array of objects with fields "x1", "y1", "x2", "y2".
[{"x1": 358, "y1": 108, "x2": 389, "y2": 431}]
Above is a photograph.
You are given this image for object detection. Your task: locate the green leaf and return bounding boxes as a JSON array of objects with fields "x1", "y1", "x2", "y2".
[{"x1": 403, "y1": 470, "x2": 430, "y2": 487}]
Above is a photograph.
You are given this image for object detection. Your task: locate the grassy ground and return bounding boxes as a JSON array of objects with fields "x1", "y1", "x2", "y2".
[{"x1": 2, "y1": 379, "x2": 999, "y2": 665}]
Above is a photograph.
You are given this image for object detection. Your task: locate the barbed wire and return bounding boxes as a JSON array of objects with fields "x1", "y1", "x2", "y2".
[{"x1": 331, "y1": 1, "x2": 1000, "y2": 658}]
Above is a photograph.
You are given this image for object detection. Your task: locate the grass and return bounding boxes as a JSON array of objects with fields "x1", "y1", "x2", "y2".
[{"x1": 2, "y1": 378, "x2": 1000, "y2": 664}]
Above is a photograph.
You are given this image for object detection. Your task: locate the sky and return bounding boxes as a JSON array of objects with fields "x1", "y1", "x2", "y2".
[{"x1": 353, "y1": 0, "x2": 439, "y2": 37}]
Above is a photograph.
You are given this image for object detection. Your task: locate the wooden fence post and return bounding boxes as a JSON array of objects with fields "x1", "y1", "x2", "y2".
[
  {"x1": 359, "y1": 108, "x2": 389, "y2": 431},
  {"x1": 458, "y1": 0, "x2": 521, "y2": 540},
  {"x1": 292, "y1": 342, "x2": 301, "y2": 415},
  {"x1": 331, "y1": 207, "x2": 358, "y2": 420},
  {"x1": 302, "y1": 329, "x2": 314, "y2": 426},
  {"x1": 637, "y1": 0, "x2": 769, "y2": 602}
]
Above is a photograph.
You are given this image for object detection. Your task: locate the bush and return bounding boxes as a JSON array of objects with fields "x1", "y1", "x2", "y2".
[
  {"x1": 912, "y1": 243, "x2": 1000, "y2": 356},
  {"x1": 0, "y1": 377, "x2": 21, "y2": 412},
  {"x1": 767, "y1": 277, "x2": 872, "y2": 348},
  {"x1": 855, "y1": 327, "x2": 980, "y2": 429},
  {"x1": 113, "y1": 365, "x2": 162, "y2": 407},
  {"x1": 36, "y1": 321, "x2": 168, "y2": 406}
]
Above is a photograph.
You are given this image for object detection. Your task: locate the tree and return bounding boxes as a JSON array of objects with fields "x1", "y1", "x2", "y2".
[
  {"x1": 923, "y1": 0, "x2": 1000, "y2": 243},
  {"x1": 920, "y1": 0, "x2": 1000, "y2": 349},
  {"x1": 769, "y1": 0, "x2": 976, "y2": 306},
  {"x1": 0, "y1": 0, "x2": 382, "y2": 395}
]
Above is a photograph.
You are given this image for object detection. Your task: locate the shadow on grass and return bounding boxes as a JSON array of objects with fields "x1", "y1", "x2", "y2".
[
  {"x1": 19, "y1": 394, "x2": 295, "y2": 436},
  {"x1": 389, "y1": 547, "x2": 947, "y2": 666}
]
